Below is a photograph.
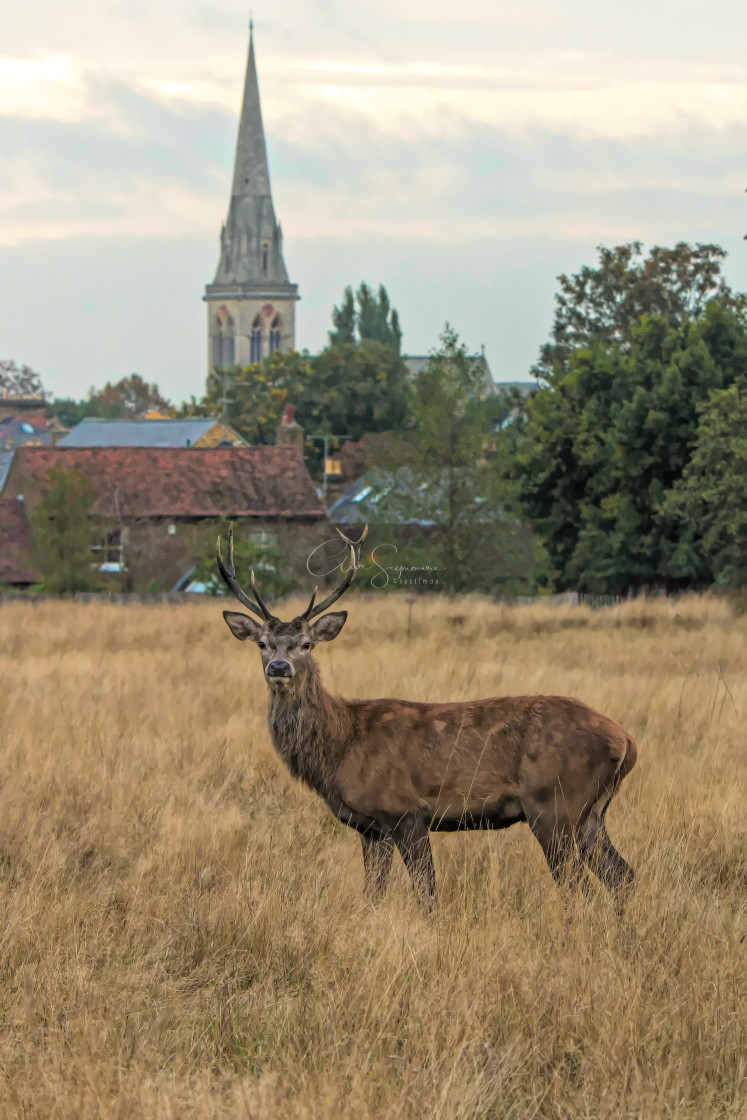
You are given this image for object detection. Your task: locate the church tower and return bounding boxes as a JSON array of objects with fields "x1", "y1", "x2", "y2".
[{"x1": 205, "y1": 23, "x2": 299, "y2": 375}]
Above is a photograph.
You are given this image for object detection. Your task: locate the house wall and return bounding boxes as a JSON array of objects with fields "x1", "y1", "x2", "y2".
[
  {"x1": 2, "y1": 450, "x2": 330, "y2": 594},
  {"x1": 193, "y1": 421, "x2": 245, "y2": 448},
  {"x1": 0, "y1": 400, "x2": 47, "y2": 421},
  {"x1": 110, "y1": 517, "x2": 331, "y2": 593}
]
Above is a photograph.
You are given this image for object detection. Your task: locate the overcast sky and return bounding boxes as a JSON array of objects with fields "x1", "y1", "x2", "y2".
[{"x1": 1, "y1": 0, "x2": 745, "y2": 404}]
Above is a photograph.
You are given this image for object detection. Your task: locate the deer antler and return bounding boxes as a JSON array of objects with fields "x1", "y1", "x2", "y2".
[
  {"x1": 301, "y1": 525, "x2": 368, "y2": 621},
  {"x1": 216, "y1": 523, "x2": 276, "y2": 621}
]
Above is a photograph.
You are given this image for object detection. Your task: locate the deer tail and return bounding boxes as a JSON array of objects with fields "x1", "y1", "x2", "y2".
[{"x1": 617, "y1": 734, "x2": 638, "y2": 782}]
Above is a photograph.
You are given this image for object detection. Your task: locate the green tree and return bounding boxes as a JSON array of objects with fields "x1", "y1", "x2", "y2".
[
  {"x1": 48, "y1": 374, "x2": 173, "y2": 426},
  {"x1": 375, "y1": 326, "x2": 532, "y2": 593},
  {"x1": 199, "y1": 340, "x2": 409, "y2": 464},
  {"x1": 93, "y1": 374, "x2": 172, "y2": 416},
  {"x1": 309, "y1": 339, "x2": 409, "y2": 443},
  {"x1": 201, "y1": 350, "x2": 316, "y2": 444},
  {"x1": 30, "y1": 466, "x2": 98, "y2": 594},
  {"x1": 192, "y1": 523, "x2": 294, "y2": 599},
  {"x1": 329, "y1": 283, "x2": 402, "y2": 352},
  {"x1": 329, "y1": 286, "x2": 356, "y2": 345},
  {"x1": 514, "y1": 301, "x2": 747, "y2": 593},
  {"x1": 661, "y1": 385, "x2": 747, "y2": 588},
  {"x1": 45, "y1": 397, "x2": 92, "y2": 429},
  {"x1": 534, "y1": 242, "x2": 745, "y2": 381}
]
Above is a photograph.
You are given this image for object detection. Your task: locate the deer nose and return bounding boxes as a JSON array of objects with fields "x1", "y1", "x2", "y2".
[{"x1": 267, "y1": 659, "x2": 293, "y2": 678}]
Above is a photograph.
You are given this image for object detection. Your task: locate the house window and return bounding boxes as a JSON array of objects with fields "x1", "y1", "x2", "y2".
[
  {"x1": 92, "y1": 529, "x2": 126, "y2": 573},
  {"x1": 269, "y1": 314, "x2": 282, "y2": 354},
  {"x1": 248, "y1": 527, "x2": 278, "y2": 574},
  {"x1": 248, "y1": 528, "x2": 278, "y2": 548},
  {"x1": 250, "y1": 315, "x2": 263, "y2": 363}
]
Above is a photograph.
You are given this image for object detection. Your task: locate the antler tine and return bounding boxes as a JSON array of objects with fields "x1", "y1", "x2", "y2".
[
  {"x1": 337, "y1": 523, "x2": 368, "y2": 546},
  {"x1": 216, "y1": 523, "x2": 275, "y2": 621},
  {"x1": 250, "y1": 569, "x2": 275, "y2": 620},
  {"x1": 300, "y1": 587, "x2": 318, "y2": 620},
  {"x1": 305, "y1": 524, "x2": 368, "y2": 621}
]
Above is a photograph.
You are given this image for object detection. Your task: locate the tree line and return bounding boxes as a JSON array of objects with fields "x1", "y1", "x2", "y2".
[{"x1": 41, "y1": 247, "x2": 745, "y2": 597}]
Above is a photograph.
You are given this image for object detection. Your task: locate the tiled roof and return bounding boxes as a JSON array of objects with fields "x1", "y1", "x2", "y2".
[
  {"x1": 0, "y1": 415, "x2": 51, "y2": 449},
  {"x1": 328, "y1": 469, "x2": 501, "y2": 527},
  {"x1": 9, "y1": 446, "x2": 326, "y2": 519},
  {"x1": 59, "y1": 418, "x2": 233, "y2": 448},
  {"x1": 0, "y1": 498, "x2": 41, "y2": 584},
  {"x1": 493, "y1": 381, "x2": 539, "y2": 396}
]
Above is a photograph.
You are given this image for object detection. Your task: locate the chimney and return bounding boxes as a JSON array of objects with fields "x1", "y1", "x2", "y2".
[
  {"x1": 276, "y1": 403, "x2": 304, "y2": 457},
  {"x1": 48, "y1": 418, "x2": 69, "y2": 447}
]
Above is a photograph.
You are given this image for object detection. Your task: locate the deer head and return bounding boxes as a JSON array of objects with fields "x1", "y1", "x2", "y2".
[{"x1": 218, "y1": 524, "x2": 367, "y2": 690}]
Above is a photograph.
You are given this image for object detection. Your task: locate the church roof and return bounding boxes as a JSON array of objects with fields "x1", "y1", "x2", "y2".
[
  {"x1": 492, "y1": 381, "x2": 540, "y2": 396},
  {"x1": 403, "y1": 354, "x2": 496, "y2": 394},
  {"x1": 58, "y1": 418, "x2": 245, "y2": 449}
]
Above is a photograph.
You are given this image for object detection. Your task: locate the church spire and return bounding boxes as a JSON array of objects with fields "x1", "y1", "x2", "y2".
[
  {"x1": 209, "y1": 23, "x2": 294, "y2": 288},
  {"x1": 205, "y1": 21, "x2": 299, "y2": 378},
  {"x1": 230, "y1": 20, "x2": 271, "y2": 201}
]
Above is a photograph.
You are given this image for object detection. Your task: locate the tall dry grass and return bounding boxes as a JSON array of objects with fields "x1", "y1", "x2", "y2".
[{"x1": 0, "y1": 593, "x2": 744, "y2": 1118}]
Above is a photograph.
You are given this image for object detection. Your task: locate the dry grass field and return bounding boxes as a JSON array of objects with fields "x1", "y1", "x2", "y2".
[{"x1": 0, "y1": 593, "x2": 744, "y2": 1118}]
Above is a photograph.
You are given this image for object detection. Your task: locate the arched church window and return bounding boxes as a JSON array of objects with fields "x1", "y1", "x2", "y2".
[
  {"x1": 269, "y1": 315, "x2": 282, "y2": 354},
  {"x1": 250, "y1": 315, "x2": 263, "y2": 364},
  {"x1": 261, "y1": 242, "x2": 269, "y2": 275},
  {"x1": 213, "y1": 312, "x2": 236, "y2": 370},
  {"x1": 222, "y1": 335, "x2": 235, "y2": 368},
  {"x1": 212, "y1": 334, "x2": 223, "y2": 370}
]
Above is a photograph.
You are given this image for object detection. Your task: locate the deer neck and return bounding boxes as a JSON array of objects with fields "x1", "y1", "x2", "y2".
[{"x1": 266, "y1": 661, "x2": 351, "y2": 798}]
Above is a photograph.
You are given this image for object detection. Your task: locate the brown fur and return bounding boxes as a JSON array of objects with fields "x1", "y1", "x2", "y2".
[{"x1": 223, "y1": 610, "x2": 637, "y2": 907}]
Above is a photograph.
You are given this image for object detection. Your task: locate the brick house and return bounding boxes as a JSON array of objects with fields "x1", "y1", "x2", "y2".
[
  {"x1": 1, "y1": 445, "x2": 328, "y2": 591},
  {"x1": 0, "y1": 498, "x2": 41, "y2": 586}
]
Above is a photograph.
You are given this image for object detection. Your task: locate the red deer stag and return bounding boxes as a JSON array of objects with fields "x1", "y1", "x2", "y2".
[{"x1": 218, "y1": 525, "x2": 636, "y2": 907}]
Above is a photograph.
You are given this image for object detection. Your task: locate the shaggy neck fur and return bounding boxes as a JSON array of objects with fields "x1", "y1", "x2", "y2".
[{"x1": 267, "y1": 660, "x2": 353, "y2": 799}]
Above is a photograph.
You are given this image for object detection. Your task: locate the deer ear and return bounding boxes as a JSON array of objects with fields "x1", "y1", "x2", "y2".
[
  {"x1": 309, "y1": 611, "x2": 347, "y2": 643},
  {"x1": 223, "y1": 611, "x2": 263, "y2": 643}
]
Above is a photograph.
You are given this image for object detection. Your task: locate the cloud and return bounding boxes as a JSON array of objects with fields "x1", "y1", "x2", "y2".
[
  {"x1": 0, "y1": 77, "x2": 234, "y2": 244},
  {"x1": 1, "y1": 62, "x2": 744, "y2": 249},
  {"x1": 1, "y1": 0, "x2": 746, "y2": 399}
]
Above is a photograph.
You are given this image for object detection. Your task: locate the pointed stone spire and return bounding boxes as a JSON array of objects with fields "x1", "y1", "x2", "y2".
[
  {"x1": 205, "y1": 22, "x2": 299, "y2": 378},
  {"x1": 230, "y1": 21, "x2": 271, "y2": 200},
  {"x1": 210, "y1": 23, "x2": 294, "y2": 289}
]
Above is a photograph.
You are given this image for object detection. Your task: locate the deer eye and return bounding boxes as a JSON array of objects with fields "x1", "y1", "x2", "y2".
[
  {"x1": 258, "y1": 639, "x2": 267, "y2": 650},
  {"x1": 301, "y1": 641, "x2": 311, "y2": 651}
]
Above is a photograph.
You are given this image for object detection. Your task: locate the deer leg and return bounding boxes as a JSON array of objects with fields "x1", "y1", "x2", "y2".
[
  {"x1": 391, "y1": 814, "x2": 437, "y2": 909},
  {"x1": 578, "y1": 812, "x2": 634, "y2": 902},
  {"x1": 360, "y1": 830, "x2": 395, "y2": 900},
  {"x1": 526, "y1": 811, "x2": 587, "y2": 895}
]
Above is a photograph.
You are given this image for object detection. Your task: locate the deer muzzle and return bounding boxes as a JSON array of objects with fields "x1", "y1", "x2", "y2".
[{"x1": 266, "y1": 658, "x2": 294, "y2": 681}]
